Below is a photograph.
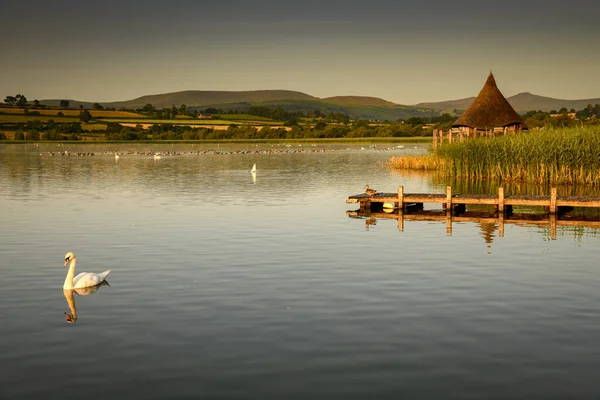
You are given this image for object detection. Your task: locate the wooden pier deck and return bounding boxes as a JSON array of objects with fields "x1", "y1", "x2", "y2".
[
  {"x1": 346, "y1": 186, "x2": 600, "y2": 238},
  {"x1": 347, "y1": 186, "x2": 600, "y2": 214}
]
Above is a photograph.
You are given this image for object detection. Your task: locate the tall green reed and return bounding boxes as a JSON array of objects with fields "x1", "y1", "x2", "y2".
[{"x1": 434, "y1": 126, "x2": 600, "y2": 185}]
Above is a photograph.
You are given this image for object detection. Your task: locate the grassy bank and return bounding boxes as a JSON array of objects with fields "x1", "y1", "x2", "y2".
[{"x1": 389, "y1": 126, "x2": 600, "y2": 185}]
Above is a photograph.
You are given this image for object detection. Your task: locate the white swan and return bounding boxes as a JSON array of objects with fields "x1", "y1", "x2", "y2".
[
  {"x1": 251, "y1": 163, "x2": 256, "y2": 173},
  {"x1": 63, "y1": 252, "x2": 111, "y2": 290}
]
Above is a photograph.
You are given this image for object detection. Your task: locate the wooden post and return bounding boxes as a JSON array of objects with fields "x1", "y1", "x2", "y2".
[
  {"x1": 498, "y1": 187, "x2": 505, "y2": 214},
  {"x1": 446, "y1": 213, "x2": 452, "y2": 236},
  {"x1": 397, "y1": 210, "x2": 404, "y2": 232},
  {"x1": 397, "y1": 186, "x2": 404, "y2": 211},
  {"x1": 433, "y1": 129, "x2": 438, "y2": 149},
  {"x1": 445, "y1": 186, "x2": 452, "y2": 211},
  {"x1": 550, "y1": 187, "x2": 557, "y2": 214},
  {"x1": 448, "y1": 129, "x2": 452, "y2": 144},
  {"x1": 549, "y1": 213, "x2": 557, "y2": 240}
]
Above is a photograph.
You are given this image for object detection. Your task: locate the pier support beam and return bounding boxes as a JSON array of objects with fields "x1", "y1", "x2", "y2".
[
  {"x1": 498, "y1": 187, "x2": 505, "y2": 214},
  {"x1": 445, "y1": 186, "x2": 453, "y2": 212},
  {"x1": 398, "y1": 186, "x2": 404, "y2": 211},
  {"x1": 550, "y1": 187, "x2": 557, "y2": 214}
]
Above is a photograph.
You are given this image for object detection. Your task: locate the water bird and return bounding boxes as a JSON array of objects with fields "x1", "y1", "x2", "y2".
[
  {"x1": 365, "y1": 184, "x2": 378, "y2": 196},
  {"x1": 251, "y1": 163, "x2": 257, "y2": 173},
  {"x1": 154, "y1": 153, "x2": 161, "y2": 160},
  {"x1": 114, "y1": 153, "x2": 120, "y2": 160},
  {"x1": 63, "y1": 252, "x2": 111, "y2": 290}
]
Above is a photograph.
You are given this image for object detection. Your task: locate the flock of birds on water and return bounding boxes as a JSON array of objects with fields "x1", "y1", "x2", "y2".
[{"x1": 36, "y1": 144, "x2": 415, "y2": 158}]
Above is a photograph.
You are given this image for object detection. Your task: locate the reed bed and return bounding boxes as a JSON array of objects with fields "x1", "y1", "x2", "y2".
[
  {"x1": 388, "y1": 127, "x2": 600, "y2": 186},
  {"x1": 387, "y1": 154, "x2": 447, "y2": 170},
  {"x1": 434, "y1": 126, "x2": 600, "y2": 185}
]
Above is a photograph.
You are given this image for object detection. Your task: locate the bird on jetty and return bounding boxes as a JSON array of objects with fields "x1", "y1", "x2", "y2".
[{"x1": 365, "y1": 184, "x2": 378, "y2": 196}]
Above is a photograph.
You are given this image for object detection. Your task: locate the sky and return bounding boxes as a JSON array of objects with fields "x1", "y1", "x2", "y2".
[{"x1": 1, "y1": 0, "x2": 599, "y2": 105}]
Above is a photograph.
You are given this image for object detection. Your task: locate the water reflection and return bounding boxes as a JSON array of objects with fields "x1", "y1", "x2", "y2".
[
  {"x1": 348, "y1": 208, "x2": 600, "y2": 242},
  {"x1": 63, "y1": 281, "x2": 109, "y2": 324}
]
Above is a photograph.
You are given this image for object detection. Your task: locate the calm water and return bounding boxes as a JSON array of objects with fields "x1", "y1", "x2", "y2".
[{"x1": 1, "y1": 143, "x2": 599, "y2": 399}]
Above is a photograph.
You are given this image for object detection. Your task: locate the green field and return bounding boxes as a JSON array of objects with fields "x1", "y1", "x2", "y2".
[
  {"x1": 0, "y1": 115, "x2": 79, "y2": 123},
  {"x1": 100, "y1": 118, "x2": 251, "y2": 125},
  {"x1": 213, "y1": 114, "x2": 276, "y2": 122},
  {"x1": 0, "y1": 108, "x2": 145, "y2": 118}
]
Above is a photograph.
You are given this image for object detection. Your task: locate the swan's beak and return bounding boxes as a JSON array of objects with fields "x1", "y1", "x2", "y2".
[{"x1": 64, "y1": 258, "x2": 69, "y2": 267}]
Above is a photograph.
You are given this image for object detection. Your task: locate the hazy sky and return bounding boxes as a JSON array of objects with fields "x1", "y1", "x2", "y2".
[{"x1": 1, "y1": 0, "x2": 599, "y2": 104}]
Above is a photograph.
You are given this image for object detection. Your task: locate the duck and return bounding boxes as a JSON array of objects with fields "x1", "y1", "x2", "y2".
[
  {"x1": 365, "y1": 184, "x2": 378, "y2": 196},
  {"x1": 63, "y1": 252, "x2": 111, "y2": 290}
]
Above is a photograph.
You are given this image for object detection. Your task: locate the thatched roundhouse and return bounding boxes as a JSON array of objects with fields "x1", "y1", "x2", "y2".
[{"x1": 452, "y1": 72, "x2": 526, "y2": 135}]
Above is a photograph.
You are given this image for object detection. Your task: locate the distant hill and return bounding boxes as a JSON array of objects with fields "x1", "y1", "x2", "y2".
[
  {"x1": 415, "y1": 92, "x2": 600, "y2": 113},
  {"x1": 190, "y1": 99, "x2": 435, "y2": 120},
  {"x1": 506, "y1": 92, "x2": 600, "y2": 113},
  {"x1": 321, "y1": 96, "x2": 398, "y2": 107},
  {"x1": 41, "y1": 90, "x2": 317, "y2": 110},
  {"x1": 414, "y1": 97, "x2": 475, "y2": 113}
]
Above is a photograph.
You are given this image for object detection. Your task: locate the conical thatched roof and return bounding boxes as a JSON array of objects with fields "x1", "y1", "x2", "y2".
[{"x1": 452, "y1": 72, "x2": 525, "y2": 130}]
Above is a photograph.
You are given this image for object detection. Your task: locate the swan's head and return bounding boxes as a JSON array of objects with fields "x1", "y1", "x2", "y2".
[
  {"x1": 365, "y1": 184, "x2": 370, "y2": 190},
  {"x1": 64, "y1": 252, "x2": 75, "y2": 267},
  {"x1": 64, "y1": 312, "x2": 76, "y2": 324}
]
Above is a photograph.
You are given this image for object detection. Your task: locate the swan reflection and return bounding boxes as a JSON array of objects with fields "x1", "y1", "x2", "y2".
[{"x1": 63, "y1": 280, "x2": 109, "y2": 324}]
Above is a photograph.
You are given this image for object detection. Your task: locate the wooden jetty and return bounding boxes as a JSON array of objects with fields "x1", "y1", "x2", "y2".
[
  {"x1": 347, "y1": 186, "x2": 600, "y2": 238},
  {"x1": 346, "y1": 186, "x2": 600, "y2": 215}
]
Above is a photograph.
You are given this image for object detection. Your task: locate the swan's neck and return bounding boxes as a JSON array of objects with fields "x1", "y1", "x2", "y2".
[
  {"x1": 63, "y1": 258, "x2": 76, "y2": 290},
  {"x1": 63, "y1": 289, "x2": 77, "y2": 322}
]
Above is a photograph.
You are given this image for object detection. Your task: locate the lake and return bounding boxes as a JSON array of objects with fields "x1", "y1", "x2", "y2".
[{"x1": 1, "y1": 142, "x2": 599, "y2": 399}]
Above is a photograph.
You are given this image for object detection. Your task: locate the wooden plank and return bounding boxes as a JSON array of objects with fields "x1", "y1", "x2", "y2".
[
  {"x1": 557, "y1": 199, "x2": 600, "y2": 207},
  {"x1": 453, "y1": 198, "x2": 499, "y2": 205},
  {"x1": 550, "y1": 187, "x2": 557, "y2": 214}
]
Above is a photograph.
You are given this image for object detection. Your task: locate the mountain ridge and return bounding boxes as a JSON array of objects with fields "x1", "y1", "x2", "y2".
[
  {"x1": 415, "y1": 92, "x2": 600, "y2": 113},
  {"x1": 37, "y1": 89, "x2": 600, "y2": 118}
]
